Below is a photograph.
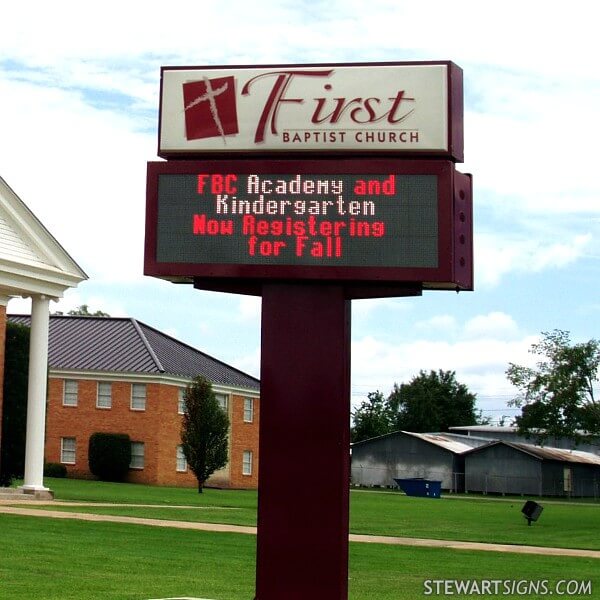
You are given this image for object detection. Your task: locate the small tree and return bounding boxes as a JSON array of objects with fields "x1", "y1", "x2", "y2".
[
  {"x1": 88, "y1": 433, "x2": 131, "y2": 481},
  {"x1": 180, "y1": 376, "x2": 229, "y2": 493}
]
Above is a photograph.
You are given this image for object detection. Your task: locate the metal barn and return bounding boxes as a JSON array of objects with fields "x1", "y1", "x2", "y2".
[
  {"x1": 450, "y1": 425, "x2": 600, "y2": 457},
  {"x1": 351, "y1": 431, "x2": 474, "y2": 491},
  {"x1": 464, "y1": 441, "x2": 600, "y2": 497}
]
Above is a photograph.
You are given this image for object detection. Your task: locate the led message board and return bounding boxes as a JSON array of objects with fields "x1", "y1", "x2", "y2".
[{"x1": 144, "y1": 159, "x2": 472, "y2": 291}]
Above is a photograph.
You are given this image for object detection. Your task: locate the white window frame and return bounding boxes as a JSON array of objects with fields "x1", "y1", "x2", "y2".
[
  {"x1": 131, "y1": 383, "x2": 147, "y2": 411},
  {"x1": 60, "y1": 437, "x2": 76, "y2": 464},
  {"x1": 242, "y1": 450, "x2": 253, "y2": 476},
  {"x1": 215, "y1": 392, "x2": 228, "y2": 412},
  {"x1": 243, "y1": 398, "x2": 254, "y2": 423},
  {"x1": 130, "y1": 442, "x2": 145, "y2": 469},
  {"x1": 63, "y1": 380, "x2": 78, "y2": 407},
  {"x1": 178, "y1": 388, "x2": 186, "y2": 415},
  {"x1": 96, "y1": 382, "x2": 112, "y2": 409},
  {"x1": 176, "y1": 445, "x2": 188, "y2": 472}
]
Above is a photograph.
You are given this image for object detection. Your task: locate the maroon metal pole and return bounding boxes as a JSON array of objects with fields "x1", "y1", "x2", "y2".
[{"x1": 255, "y1": 283, "x2": 351, "y2": 600}]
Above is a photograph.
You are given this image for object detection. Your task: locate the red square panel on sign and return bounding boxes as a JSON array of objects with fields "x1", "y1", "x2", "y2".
[{"x1": 182, "y1": 76, "x2": 239, "y2": 141}]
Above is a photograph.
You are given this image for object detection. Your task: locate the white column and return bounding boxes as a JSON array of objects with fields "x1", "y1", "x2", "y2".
[{"x1": 21, "y1": 295, "x2": 51, "y2": 492}]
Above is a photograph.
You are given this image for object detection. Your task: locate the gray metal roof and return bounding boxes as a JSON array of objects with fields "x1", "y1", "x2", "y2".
[
  {"x1": 8, "y1": 314, "x2": 259, "y2": 391},
  {"x1": 403, "y1": 431, "x2": 477, "y2": 454},
  {"x1": 351, "y1": 429, "x2": 474, "y2": 455},
  {"x1": 432, "y1": 431, "x2": 494, "y2": 448},
  {"x1": 449, "y1": 425, "x2": 519, "y2": 433},
  {"x1": 464, "y1": 441, "x2": 600, "y2": 466}
]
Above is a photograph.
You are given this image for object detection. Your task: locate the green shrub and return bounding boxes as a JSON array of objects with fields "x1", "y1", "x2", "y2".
[
  {"x1": 88, "y1": 433, "x2": 131, "y2": 482},
  {"x1": 44, "y1": 462, "x2": 67, "y2": 478}
]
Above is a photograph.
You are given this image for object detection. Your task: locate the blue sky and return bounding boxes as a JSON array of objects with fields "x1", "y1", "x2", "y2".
[{"x1": 1, "y1": 0, "x2": 599, "y2": 422}]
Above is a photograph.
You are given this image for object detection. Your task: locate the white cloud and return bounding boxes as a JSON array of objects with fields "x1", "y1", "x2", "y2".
[
  {"x1": 475, "y1": 232, "x2": 592, "y2": 287},
  {"x1": 350, "y1": 320, "x2": 540, "y2": 414},
  {"x1": 0, "y1": 77, "x2": 155, "y2": 283},
  {"x1": 463, "y1": 312, "x2": 519, "y2": 340},
  {"x1": 352, "y1": 297, "x2": 413, "y2": 320},
  {"x1": 1, "y1": 2, "x2": 311, "y2": 68},
  {"x1": 415, "y1": 314, "x2": 458, "y2": 334},
  {"x1": 465, "y1": 106, "x2": 600, "y2": 215}
]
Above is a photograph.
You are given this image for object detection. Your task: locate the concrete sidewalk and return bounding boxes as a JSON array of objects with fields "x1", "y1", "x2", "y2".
[{"x1": 2, "y1": 503, "x2": 599, "y2": 559}]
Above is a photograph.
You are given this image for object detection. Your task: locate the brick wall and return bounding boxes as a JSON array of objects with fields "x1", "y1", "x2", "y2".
[
  {"x1": 230, "y1": 394, "x2": 260, "y2": 489},
  {"x1": 45, "y1": 376, "x2": 260, "y2": 489},
  {"x1": 45, "y1": 379, "x2": 164, "y2": 483}
]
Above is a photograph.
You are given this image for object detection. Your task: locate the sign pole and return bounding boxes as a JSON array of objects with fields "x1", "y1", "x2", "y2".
[{"x1": 255, "y1": 283, "x2": 351, "y2": 600}]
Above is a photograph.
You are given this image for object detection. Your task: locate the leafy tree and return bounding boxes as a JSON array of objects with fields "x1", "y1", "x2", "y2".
[
  {"x1": 351, "y1": 370, "x2": 479, "y2": 441},
  {"x1": 0, "y1": 322, "x2": 30, "y2": 485},
  {"x1": 507, "y1": 329, "x2": 600, "y2": 443},
  {"x1": 180, "y1": 376, "x2": 229, "y2": 493},
  {"x1": 387, "y1": 369, "x2": 478, "y2": 433},
  {"x1": 351, "y1": 391, "x2": 391, "y2": 443}
]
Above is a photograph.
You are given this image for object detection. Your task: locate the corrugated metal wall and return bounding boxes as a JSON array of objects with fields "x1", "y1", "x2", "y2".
[
  {"x1": 351, "y1": 432, "x2": 458, "y2": 490},
  {"x1": 465, "y1": 445, "x2": 542, "y2": 495},
  {"x1": 465, "y1": 445, "x2": 600, "y2": 497}
]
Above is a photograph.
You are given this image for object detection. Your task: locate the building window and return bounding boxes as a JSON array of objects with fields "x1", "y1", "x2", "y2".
[
  {"x1": 215, "y1": 392, "x2": 228, "y2": 412},
  {"x1": 242, "y1": 450, "x2": 253, "y2": 476},
  {"x1": 178, "y1": 388, "x2": 186, "y2": 415},
  {"x1": 97, "y1": 382, "x2": 112, "y2": 409},
  {"x1": 130, "y1": 442, "x2": 145, "y2": 469},
  {"x1": 176, "y1": 445, "x2": 188, "y2": 472},
  {"x1": 131, "y1": 383, "x2": 146, "y2": 411},
  {"x1": 63, "y1": 380, "x2": 78, "y2": 407},
  {"x1": 61, "y1": 437, "x2": 76, "y2": 464},
  {"x1": 243, "y1": 398, "x2": 254, "y2": 423}
]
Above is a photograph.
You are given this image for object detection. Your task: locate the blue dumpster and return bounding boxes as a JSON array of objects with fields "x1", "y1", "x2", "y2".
[{"x1": 394, "y1": 477, "x2": 442, "y2": 498}]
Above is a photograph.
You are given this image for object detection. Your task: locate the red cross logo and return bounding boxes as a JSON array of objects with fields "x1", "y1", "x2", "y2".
[{"x1": 182, "y1": 76, "x2": 239, "y2": 142}]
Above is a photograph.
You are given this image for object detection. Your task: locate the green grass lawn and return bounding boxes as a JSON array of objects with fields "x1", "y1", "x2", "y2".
[
  {"x1": 350, "y1": 490, "x2": 600, "y2": 550},
  {"x1": 20, "y1": 478, "x2": 600, "y2": 550},
  {"x1": 35, "y1": 477, "x2": 258, "y2": 508},
  {"x1": 0, "y1": 513, "x2": 255, "y2": 600},
  {"x1": 1, "y1": 513, "x2": 598, "y2": 600}
]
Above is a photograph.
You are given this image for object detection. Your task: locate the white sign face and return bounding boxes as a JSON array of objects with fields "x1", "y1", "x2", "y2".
[{"x1": 159, "y1": 63, "x2": 459, "y2": 157}]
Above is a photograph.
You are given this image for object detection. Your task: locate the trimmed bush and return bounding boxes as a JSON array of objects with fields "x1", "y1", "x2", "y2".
[
  {"x1": 44, "y1": 462, "x2": 67, "y2": 478},
  {"x1": 88, "y1": 433, "x2": 131, "y2": 482}
]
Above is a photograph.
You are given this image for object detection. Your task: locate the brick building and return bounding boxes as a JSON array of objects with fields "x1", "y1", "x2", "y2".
[{"x1": 9, "y1": 314, "x2": 260, "y2": 489}]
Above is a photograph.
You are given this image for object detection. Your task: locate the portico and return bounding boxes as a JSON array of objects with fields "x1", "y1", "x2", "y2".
[{"x1": 0, "y1": 175, "x2": 87, "y2": 495}]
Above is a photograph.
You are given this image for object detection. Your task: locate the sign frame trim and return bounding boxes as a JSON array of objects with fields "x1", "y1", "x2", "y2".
[
  {"x1": 158, "y1": 61, "x2": 463, "y2": 162},
  {"x1": 144, "y1": 158, "x2": 470, "y2": 289}
]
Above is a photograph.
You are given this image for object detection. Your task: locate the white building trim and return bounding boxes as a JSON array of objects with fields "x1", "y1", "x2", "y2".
[
  {"x1": 49, "y1": 368, "x2": 261, "y2": 397},
  {"x1": 0, "y1": 175, "x2": 87, "y2": 493}
]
